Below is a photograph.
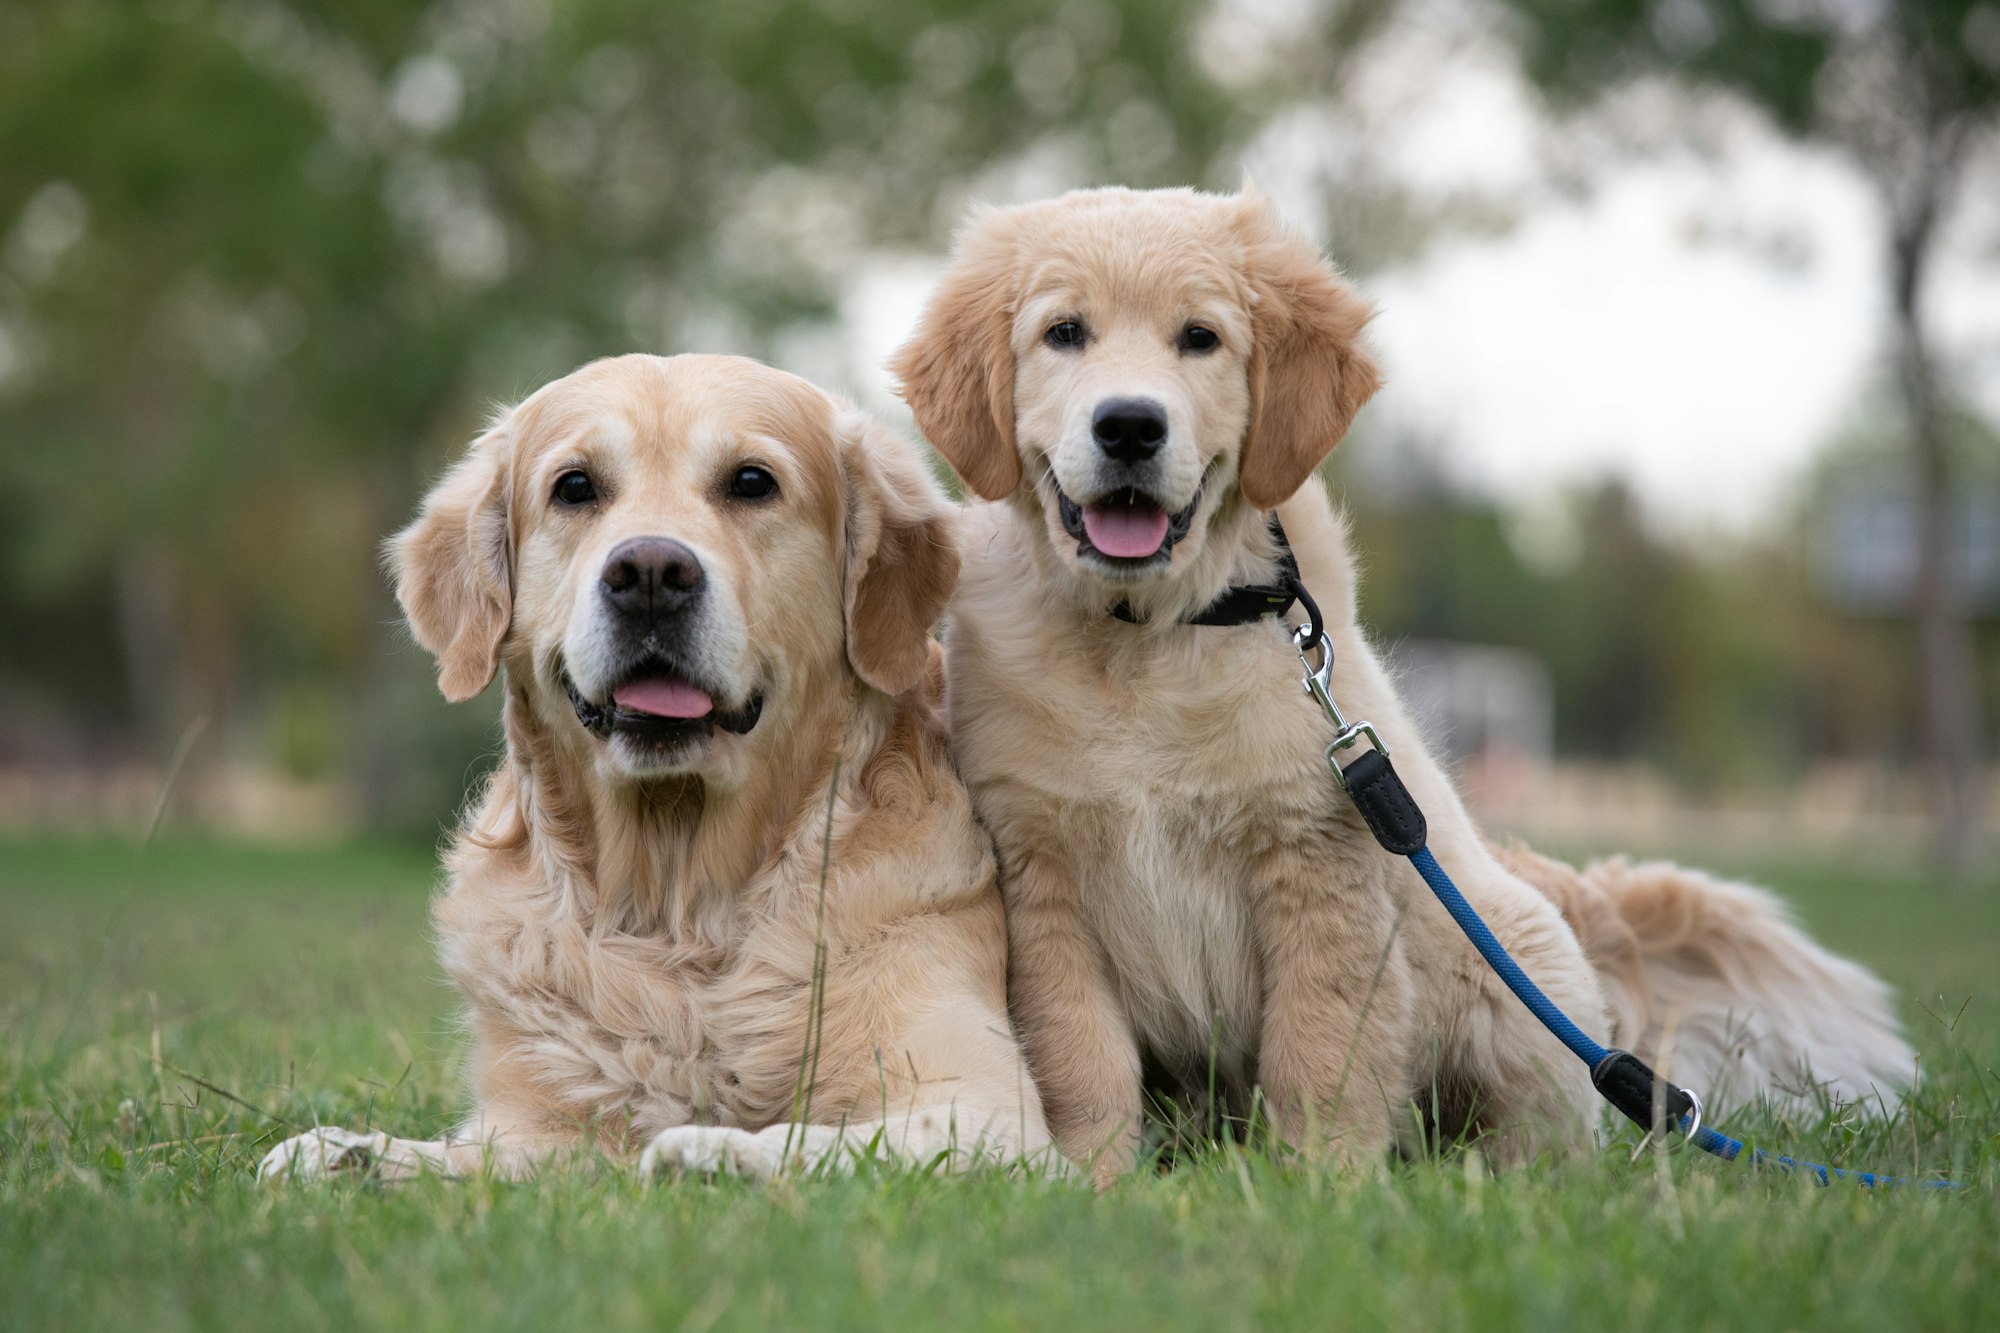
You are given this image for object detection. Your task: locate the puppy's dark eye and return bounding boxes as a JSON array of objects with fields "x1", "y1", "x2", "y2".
[
  {"x1": 1180, "y1": 324, "x2": 1220, "y2": 353},
  {"x1": 1044, "y1": 320, "x2": 1086, "y2": 350},
  {"x1": 729, "y1": 465, "x2": 778, "y2": 500},
  {"x1": 552, "y1": 470, "x2": 597, "y2": 506}
]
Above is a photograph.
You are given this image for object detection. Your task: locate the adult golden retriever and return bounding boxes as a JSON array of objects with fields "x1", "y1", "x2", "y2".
[
  {"x1": 261, "y1": 354, "x2": 1053, "y2": 1181},
  {"x1": 893, "y1": 186, "x2": 1911, "y2": 1180}
]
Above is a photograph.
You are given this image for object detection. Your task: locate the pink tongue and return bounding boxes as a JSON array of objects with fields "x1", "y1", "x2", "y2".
[
  {"x1": 613, "y1": 677, "x2": 713, "y2": 719},
  {"x1": 1082, "y1": 502, "x2": 1170, "y2": 559}
]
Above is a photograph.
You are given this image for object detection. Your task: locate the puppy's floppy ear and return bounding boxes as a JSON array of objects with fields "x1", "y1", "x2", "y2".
[
  {"x1": 839, "y1": 410, "x2": 961, "y2": 696},
  {"x1": 388, "y1": 418, "x2": 514, "y2": 703},
  {"x1": 1234, "y1": 193, "x2": 1382, "y2": 509},
  {"x1": 890, "y1": 212, "x2": 1021, "y2": 500}
]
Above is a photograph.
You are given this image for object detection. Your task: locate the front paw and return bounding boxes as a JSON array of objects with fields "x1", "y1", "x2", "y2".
[
  {"x1": 258, "y1": 1127, "x2": 391, "y2": 1183},
  {"x1": 639, "y1": 1126, "x2": 785, "y2": 1181}
]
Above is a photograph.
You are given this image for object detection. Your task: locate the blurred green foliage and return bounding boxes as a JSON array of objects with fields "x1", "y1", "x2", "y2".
[
  {"x1": 0, "y1": 0, "x2": 1233, "y2": 828},
  {"x1": 1489, "y1": 0, "x2": 2000, "y2": 869},
  {"x1": 1501, "y1": 0, "x2": 2000, "y2": 139},
  {"x1": 1343, "y1": 413, "x2": 2000, "y2": 787},
  {"x1": 0, "y1": 0, "x2": 1993, "y2": 831}
]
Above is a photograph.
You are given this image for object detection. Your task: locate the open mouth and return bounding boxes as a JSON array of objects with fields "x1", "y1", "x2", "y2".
[
  {"x1": 1056, "y1": 485, "x2": 1200, "y2": 565},
  {"x1": 562, "y1": 661, "x2": 763, "y2": 746}
]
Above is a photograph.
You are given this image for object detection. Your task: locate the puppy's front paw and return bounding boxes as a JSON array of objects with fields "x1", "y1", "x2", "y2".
[
  {"x1": 639, "y1": 1126, "x2": 785, "y2": 1181},
  {"x1": 258, "y1": 1127, "x2": 392, "y2": 1183}
]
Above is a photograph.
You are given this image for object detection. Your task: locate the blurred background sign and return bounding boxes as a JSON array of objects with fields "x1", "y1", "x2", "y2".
[
  {"x1": 0, "y1": 0, "x2": 1994, "y2": 869},
  {"x1": 1814, "y1": 476, "x2": 2000, "y2": 615}
]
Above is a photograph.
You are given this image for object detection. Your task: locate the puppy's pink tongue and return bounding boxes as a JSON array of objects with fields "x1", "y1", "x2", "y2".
[
  {"x1": 613, "y1": 677, "x2": 712, "y2": 719},
  {"x1": 1082, "y1": 502, "x2": 1170, "y2": 558}
]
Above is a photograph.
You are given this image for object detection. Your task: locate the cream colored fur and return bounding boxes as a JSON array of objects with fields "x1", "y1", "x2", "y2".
[
  {"x1": 893, "y1": 186, "x2": 1911, "y2": 1181},
  {"x1": 261, "y1": 354, "x2": 1053, "y2": 1183},
  {"x1": 1493, "y1": 844, "x2": 1913, "y2": 1114}
]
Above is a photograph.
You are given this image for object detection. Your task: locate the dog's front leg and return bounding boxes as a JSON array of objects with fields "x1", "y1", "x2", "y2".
[
  {"x1": 257, "y1": 1098, "x2": 576, "y2": 1184},
  {"x1": 257, "y1": 1126, "x2": 519, "y2": 1183},
  {"x1": 1249, "y1": 842, "x2": 1416, "y2": 1173},
  {"x1": 1001, "y1": 854, "x2": 1144, "y2": 1184},
  {"x1": 639, "y1": 1104, "x2": 1067, "y2": 1181}
]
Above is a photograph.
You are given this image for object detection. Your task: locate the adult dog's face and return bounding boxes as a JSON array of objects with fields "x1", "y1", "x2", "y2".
[
  {"x1": 391, "y1": 354, "x2": 956, "y2": 786},
  {"x1": 893, "y1": 188, "x2": 1378, "y2": 602}
]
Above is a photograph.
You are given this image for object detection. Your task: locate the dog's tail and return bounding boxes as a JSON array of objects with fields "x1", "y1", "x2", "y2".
[{"x1": 1493, "y1": 842, "x2": 1915, "y2": 1115}]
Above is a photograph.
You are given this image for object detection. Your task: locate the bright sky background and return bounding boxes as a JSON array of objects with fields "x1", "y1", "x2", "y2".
[{"x1": 820, "y1": 22, "x2": 2000, "y2": 542}]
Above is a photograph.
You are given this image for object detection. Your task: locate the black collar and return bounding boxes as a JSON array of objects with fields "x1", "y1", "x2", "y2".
[{"x1": 1109, "y1": 514, "x2": 1313, "y2": 632}]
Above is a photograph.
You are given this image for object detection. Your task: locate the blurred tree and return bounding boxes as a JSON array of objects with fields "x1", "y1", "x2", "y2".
[
  {"x1": 1491, "y1": 0, "x2": 2000, "y2": 872},
  {"x1": 1337, "y1": 405, "x2": 2000, "y2": 797},
  {"x1": 1348, "y1": 472, "x2": 1798, "y2": 783},
  {"x1": 1798, "y1": 391, "x2": 2000, "y2": 767},
  {"x1": 0, "y1": 0, "x2": 1237, "y2": 827}
]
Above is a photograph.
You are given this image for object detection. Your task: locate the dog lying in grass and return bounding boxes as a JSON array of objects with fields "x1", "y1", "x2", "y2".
[
  {"x1": 261, "y1": 354, "x2": 1054, "y2": 1182},
  {"x1": 893, "y1": 186, "x2": 1913, "y2": 1181}
]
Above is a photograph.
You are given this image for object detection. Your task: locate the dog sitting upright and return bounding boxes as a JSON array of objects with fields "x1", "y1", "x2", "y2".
[
  {"x1": 892, "y1": 187, "x2": 1912, "y2": 1180},
  {"x1": 261, "y1": 354, "x2": 1053, "y2": 1181}
]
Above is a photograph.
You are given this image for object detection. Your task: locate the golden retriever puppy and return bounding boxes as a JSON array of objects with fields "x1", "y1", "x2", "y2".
[
  {"x1": 893, "y1": 187, "x2": 1911, "y2": 1180},
  {"x1": 260, "y1": 354, "x2": 1053, "y2": 1182}
]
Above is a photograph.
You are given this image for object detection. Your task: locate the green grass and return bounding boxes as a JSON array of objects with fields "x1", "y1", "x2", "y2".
[{"x1": 4, "y1": 834, "x2": 1997, "y2": 1331}]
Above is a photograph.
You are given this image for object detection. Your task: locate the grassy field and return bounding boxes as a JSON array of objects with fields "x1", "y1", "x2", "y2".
[{"x1": 3, "y1": 833, "x2": 1996, "y2": 1330}]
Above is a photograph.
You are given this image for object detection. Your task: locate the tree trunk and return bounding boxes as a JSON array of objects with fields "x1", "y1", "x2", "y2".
[{"x1": 1890, "y1": 188, "x2": 1985, "y2": 877}]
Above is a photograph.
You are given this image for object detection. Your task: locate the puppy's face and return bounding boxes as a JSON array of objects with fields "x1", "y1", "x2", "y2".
[
  {"x1": 392, "y1": 354, "x2": 956, "y2": 787},
  {"x1": 1011, "y1": 226, "x2": 1255, "y2": 578},
  {"x1": 894, "y1": 188, "x2": 1378, "y2": 602}
]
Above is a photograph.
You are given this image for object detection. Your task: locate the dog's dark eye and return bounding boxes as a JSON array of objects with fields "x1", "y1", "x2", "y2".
[
  {"x1": 729, "y1": 465, "x2": 778, "y2": 501},
  {"x1": 1045, "y1": 320, "x2": 1087, "y2": 350},
  {"x1": 1180, "y1": 324, "x2": 1220, "y2": 353},
  {"x1": 552, "y1": 470, "x2": 597, "y2": 506}
]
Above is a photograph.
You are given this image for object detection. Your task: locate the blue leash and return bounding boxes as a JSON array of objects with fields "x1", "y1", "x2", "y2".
[
  {"x1": 1407, "y1": 846, "x2": 1943, "y2": 1188},
  {"x1": 1285, "y1": 609, "x2": 1953, "y2": 1190}
]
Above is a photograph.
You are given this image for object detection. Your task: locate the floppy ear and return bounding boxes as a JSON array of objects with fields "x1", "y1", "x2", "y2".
[
  {"x1": 388, "y1": 420, "x2": 514, "y2": 703},
  {"x1": 1235, "y1": 195, "x2": 1383, "y2": 510},
  {"x1": 890, "y1": 214, "x2": 1021, "y2": 500},
  {"x1": 840, "y1": 411, "x2": 961, "y2": 696}
]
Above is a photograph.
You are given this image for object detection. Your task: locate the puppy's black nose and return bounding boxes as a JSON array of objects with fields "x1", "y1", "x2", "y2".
[
  {"x1": 1091, "y1": 397, "x2": 1168, "y2": 463},
  {"x1": 600, "y1": 537, "x2": 705, "y2": 617}
]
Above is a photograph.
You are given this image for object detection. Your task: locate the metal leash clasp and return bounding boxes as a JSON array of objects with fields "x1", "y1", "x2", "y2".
[
  {"x1": 1674, "y1": 1088, "x2": 1704, "y2": 1147},
  {"x1": 1292, "y1": 624, "x2": 1388, "y2": 792},
  {"x1": 1631, "y1": 1086, "x2": 1705, "y2": 1159}
]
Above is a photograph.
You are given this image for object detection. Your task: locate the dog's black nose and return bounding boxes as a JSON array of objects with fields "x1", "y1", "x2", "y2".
[
  {"x1": 1091, "y1": 397, "x2": 1168, "y2": 463},
  {"x1": 600, "y1": 537, "x2": 705, "y2": 617}
]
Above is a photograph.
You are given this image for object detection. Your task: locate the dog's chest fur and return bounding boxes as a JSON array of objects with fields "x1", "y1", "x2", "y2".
[
  {"x1": 953, "y1": 563, "x2": 1349, "y2": 1080},
  {"x1": 1068, "y1": 786, "x2": 1265, "y2": 1076},
  {"x1": 435, "y1": 867, "x2": 826, "y2": 1141}
]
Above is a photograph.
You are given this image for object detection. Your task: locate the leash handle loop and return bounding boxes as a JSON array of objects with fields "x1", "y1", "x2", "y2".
[{"x1": 1591, "y1": 1048, "x2": 1700, "y2": 1140}]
